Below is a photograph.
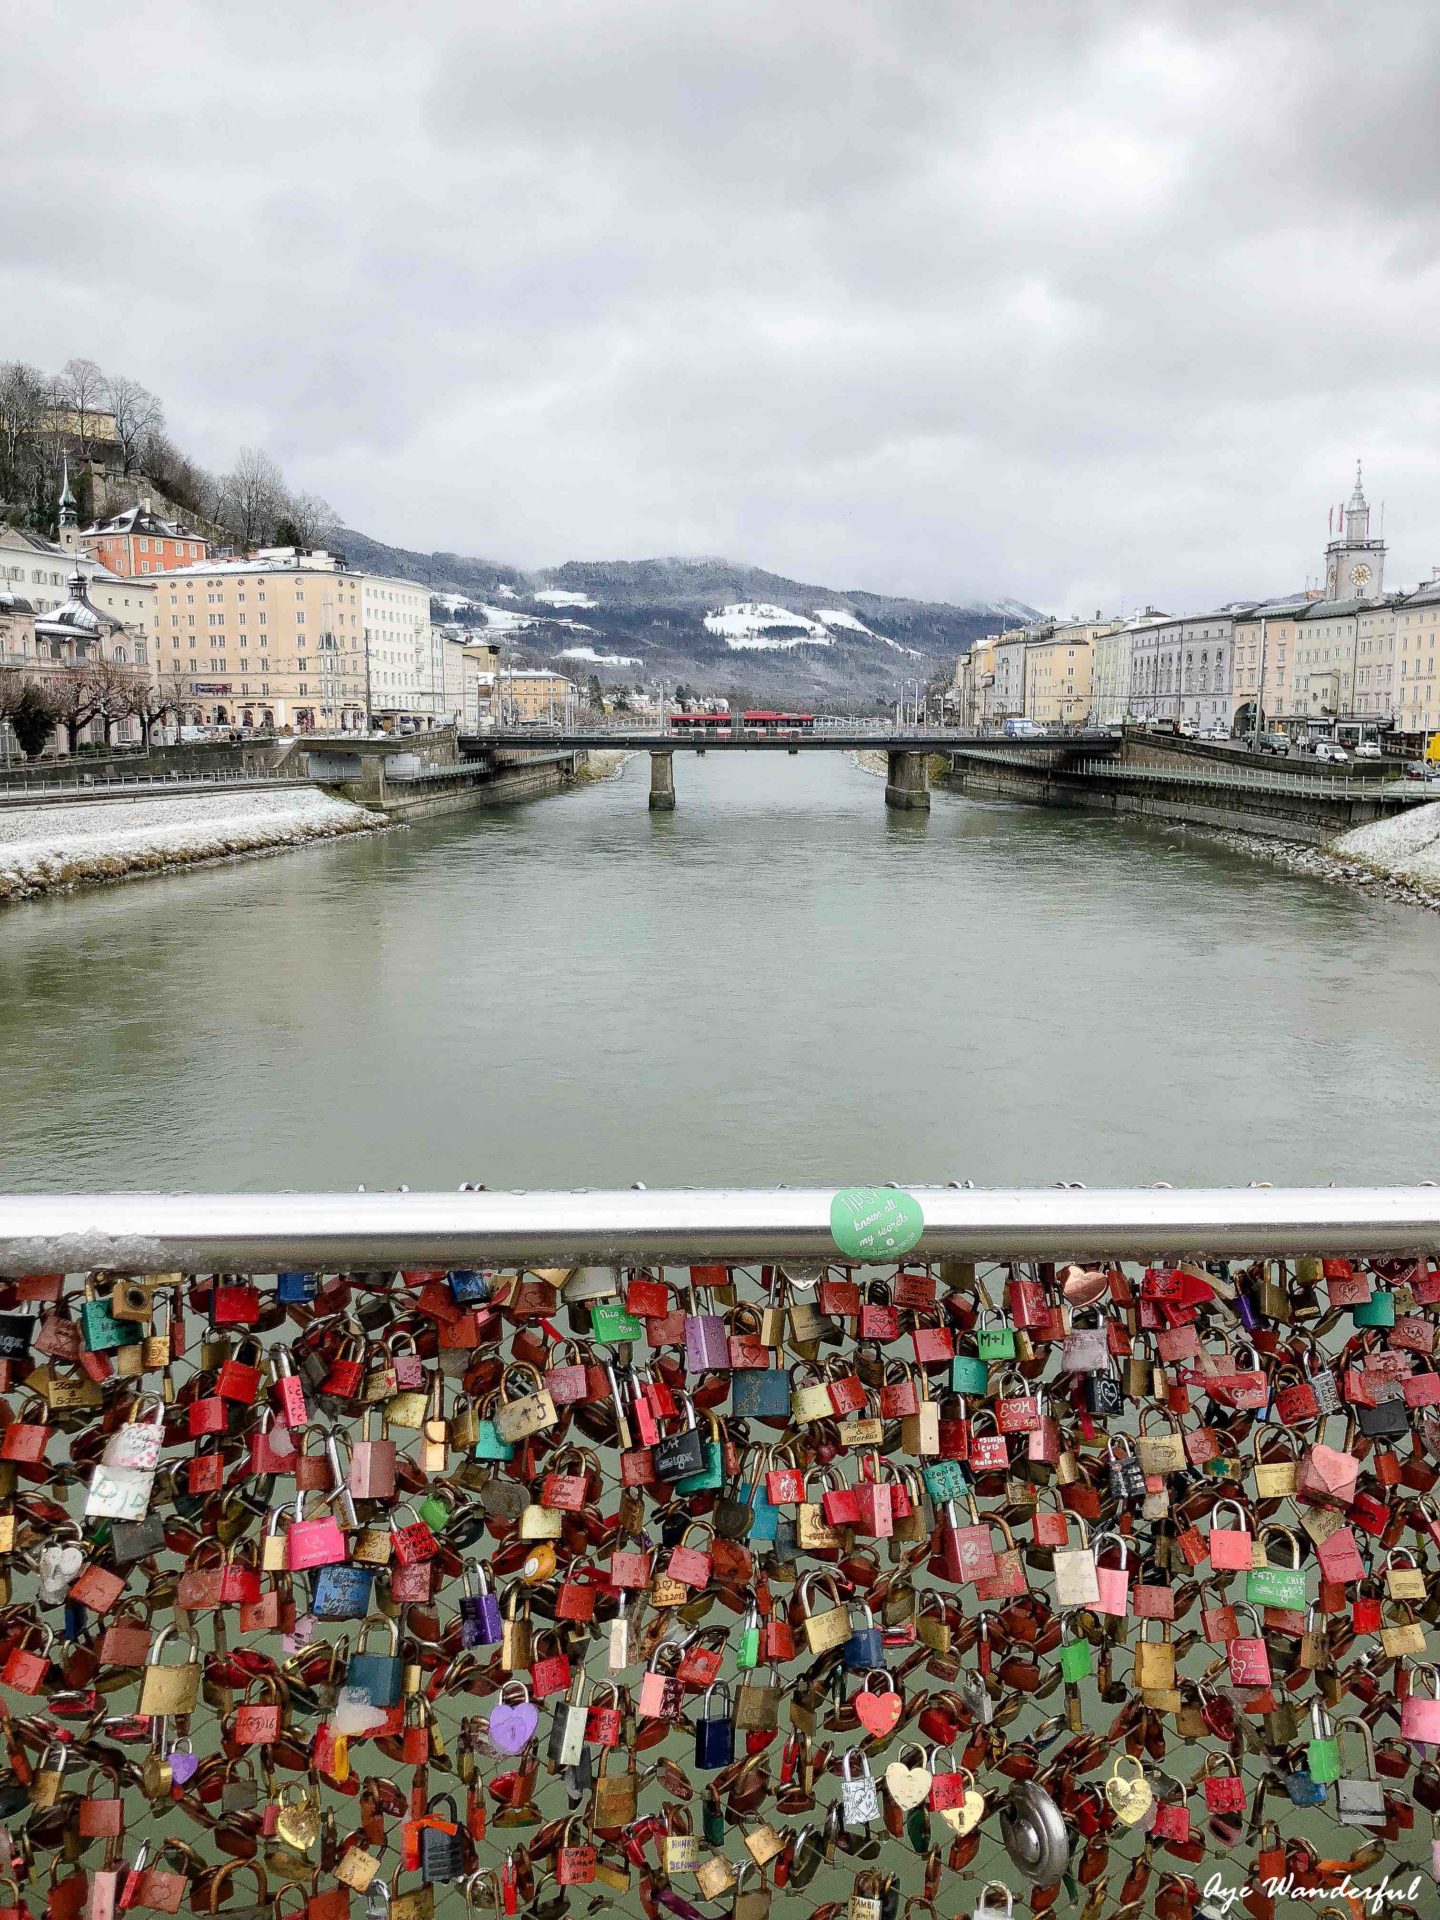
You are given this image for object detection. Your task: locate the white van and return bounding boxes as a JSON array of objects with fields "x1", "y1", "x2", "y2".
[{"x1": 1002, "y1": 717, "x2": 1046, "y2": 739}]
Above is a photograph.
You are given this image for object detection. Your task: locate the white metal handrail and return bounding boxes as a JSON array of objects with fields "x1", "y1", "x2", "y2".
[{"x1": 0, "y1": 1185, "x2": 1436, "y2": 1273}]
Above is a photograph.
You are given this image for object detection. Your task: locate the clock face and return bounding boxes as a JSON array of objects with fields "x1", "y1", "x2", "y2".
[{"x1": 1352, "y1": 564, "x2": 1372, "y2": 587}]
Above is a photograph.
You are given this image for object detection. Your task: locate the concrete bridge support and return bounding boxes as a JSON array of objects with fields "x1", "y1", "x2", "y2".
[
  {"x1": 885, "y1": 750, "x2": 931, "y2": 812},
  {"x1": 649, "y1": 751, "x2": 676, "y2": 812}
]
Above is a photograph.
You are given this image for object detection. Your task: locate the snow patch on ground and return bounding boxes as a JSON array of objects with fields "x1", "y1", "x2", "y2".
[
  {"x1": 0, "y1": 789, "x2": 383, "y2": 904},
  {"x1": 703, "y1": 602, "x2": 835, "y2": 650},
  {"x1": 813, "y1": 607, "x2": 873, "y2": 635},
  {"x1": 881, "y1": 636, "x2": 924, "y2": 656},
  {"x1": 495, "y1": 584, "x2": 519, "y2": 599},
  {"x1": 478, "y1": 604, "x2": 540, "y2": 631},
  {"x1": 1334, "y1": 801, "x2": 1440, "y2": 882},
  {"x1": 558, "y1": 647, "x2": 641, "y2": 666},
  {"x1": 534, "y1": 590, "x2": 598, "y2": 609}
]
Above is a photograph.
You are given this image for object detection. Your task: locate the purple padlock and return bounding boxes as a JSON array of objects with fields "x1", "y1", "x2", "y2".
[
  {"x1": 684, "y1": 1312, "x2": 729, "y2": 1374},
  {"x1": 460, "y1": 1561, "x2": 502, "y2": 1646}
]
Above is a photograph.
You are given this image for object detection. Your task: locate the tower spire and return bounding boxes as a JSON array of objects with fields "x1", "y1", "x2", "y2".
[
  {"x1": 1349, "y1": 459, "x2": 1366, "y2": 511},
  {"x1": 57, "y1": 456, "x2": 76, "y2": 528}
]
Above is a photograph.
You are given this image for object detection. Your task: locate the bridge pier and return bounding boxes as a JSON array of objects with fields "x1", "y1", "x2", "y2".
[
  {"x1": 648, "y1": 751, "x2": 676, "y2": 812},
  {"x1": 885, "y1": 750, "x2": 930, "y2": 812}
]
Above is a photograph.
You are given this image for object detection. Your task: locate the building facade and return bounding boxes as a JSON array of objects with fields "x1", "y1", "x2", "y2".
[
  {"x1": 151, "y1": 551, "x2": 367, "y2": 733},
  {"x1": 1230, "y1": 597, "x2": 1308, "y2": 734},
  {"x1": 79, "y1": 500, "x2": 208, "y2": 577},
  {"x1": 991, "y1": 634, "x2": 1029, "y2": 719},
  {"x1": 1128, "y1": 608, "x2": 1238, "y2": 732},
  {"x1": 1392, "y1": 580, "x2": 1440, "y2": 735},
  {"x1": 149, "y1": 550, "x2": 447, "y2": 733},
  {"x1": 361, "y1": 574, "x2": 439, "y2": 726},
  {"x1": 1025, "y1": 632, "x2": 1094, "y2": 726}
]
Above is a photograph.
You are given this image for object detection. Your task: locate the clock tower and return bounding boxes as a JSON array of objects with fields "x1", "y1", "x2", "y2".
[{"x1": 1324, "y1": 461, "x2": 1385, "y2": 600}]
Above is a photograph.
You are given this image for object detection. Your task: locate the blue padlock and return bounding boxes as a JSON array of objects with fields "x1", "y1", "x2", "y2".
[
  {"x1": 448, "y1": 1269, "x2": 491, "y2": 1305},
  {"x1": 346, "y1": 1613, "x2": 403, "y2": 1707},
  {"x1": 694, "y1": 1681, "x2": 734, "y2": 1770},
  {"x1": 311, "y1": 1562, "x2": 374, "y2": 1620},
  {"x1": 277, "y1": 1271, "x2": 318, "y2": 1304},
  {"x1": 459, "y1": 1561, "x2": 502, "y2": 1647},
  {"x1": 842, "y1": 1599, "x2": 885, "y2": 1672}
]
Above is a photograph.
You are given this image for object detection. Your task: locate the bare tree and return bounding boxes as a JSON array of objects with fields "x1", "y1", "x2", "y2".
[
  {"x1": 279, "y1": 489, "x2": 339, "y2": 551},
  {"x1": 56, "y1": 358, "x2": 108, "y2": 457},
  {"x1": 126, "y1": 670, "x2": 181, "y2": 750},
  {"x1": 104, "y1": 374, "x2": 164, "y2": 477},
  {"x1": 0, "y1": 362, "x2": 50, "y2": 522},
  {"x1": 219, "y1": 446, "x2": 286, "y2": 549},
  {"x1": 51, "y1": 662, "x2": 107, "y2": 753},
  {"x1": 90, "y1": 656, "x2": 146, "y2": 745}
]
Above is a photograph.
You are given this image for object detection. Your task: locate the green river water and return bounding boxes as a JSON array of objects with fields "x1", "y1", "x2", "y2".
[{"x1": 2, "y1": 751, "x2": 1438, "y2": 1193}]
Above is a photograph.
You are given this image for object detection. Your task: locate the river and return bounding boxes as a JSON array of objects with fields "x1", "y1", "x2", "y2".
[{"x1": 2, "y1": 751, "x2": 1438, "y2": 1192}]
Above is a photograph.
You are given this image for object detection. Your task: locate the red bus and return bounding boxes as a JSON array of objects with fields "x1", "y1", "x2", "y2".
[
  {"x1": 669, "y1": 712, "x2": 731, "y2": 732},
  {"x1": 742, "y1": 711, "x2": 816, "y2": 735}
]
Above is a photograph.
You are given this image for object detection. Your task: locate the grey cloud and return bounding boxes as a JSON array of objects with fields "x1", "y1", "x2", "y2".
[{"x1": 5, "y1": 0, "x2": 1440, "y2": 612}]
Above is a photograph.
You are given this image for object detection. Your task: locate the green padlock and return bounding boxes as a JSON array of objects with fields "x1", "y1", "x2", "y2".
[
  {"x1": 1352, "y1": 1289, "x2": 1395, "y2": 1327},
  {"x1": 472, "y1": 1418, "x2": 515, "y2": 1462},
  {"x1": 736, "y1": 1603, "x2": 760, "y2": 1670},
  {"x1": 1246, "y1": 1524, "x2": 1306, "y2": 1611},
  {"x1": 674, "y1": 1415, "x2": 724, "y2": 1493},
  {"x1": 79, "y1": 1280, "x2": 142, "y2": 1354},
  {"x1": 1059, "y1": 1637, "x2": 1094, "y2": 1683},
  {"x1": 591, "y1": 1300, "x2": 644, "y2": 1343},
  {"x1": 417, "y1": 1491, "x2": 450, "y2": 1532},
  {"x1": 1306, "y1": 1703, "x2": 1341, "y2": 1784},
  {"x1": 950, "y1": 1353, "x2": 989, "y2": 1396},
  {"x1": 974, "y1": 1310, "x2": 1016, "y2": 1362}
]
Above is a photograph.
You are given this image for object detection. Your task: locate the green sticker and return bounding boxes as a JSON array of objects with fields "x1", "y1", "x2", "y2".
[{"x1": 829, "y1": 1187, "x2": 925, "y2": 1262}]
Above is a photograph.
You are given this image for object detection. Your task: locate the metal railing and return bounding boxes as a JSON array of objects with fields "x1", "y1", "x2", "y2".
[
  {"x1": 0, "y1": 1184, "x2": 1437, "y2": 1274},
  {"x1": 1071, "y1": 758, "x2": 1421, "y2": 801},
  {"x1": 0, "y1": 768, "x2": 298, "y2": 800}
]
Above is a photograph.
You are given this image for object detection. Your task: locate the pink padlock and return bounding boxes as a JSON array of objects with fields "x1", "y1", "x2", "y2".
[
  {"x1": 1093, "y1": 1530, "x2": 1132, "y2": 1617},
  {"x1": 1227, "y1": 1604, "x2": 1272, "y2": 1687},
  {"x1": 285, "y1": 1490, "x2": 347, "y2": 1570},
  {"x1": 1400, "y1": 1662, "x2": 1440, "y2": 1745}
]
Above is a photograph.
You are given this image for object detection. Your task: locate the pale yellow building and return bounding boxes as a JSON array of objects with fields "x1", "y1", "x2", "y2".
[
  {"x1": 1392, "y1": 580, "x2": 1440, "y2": 734},
  {"x1": 1025, "y1": 631, "x2": 1095, "y2": 726},
  {"x1": 151, "y1": 551, "x2": 368, "y2": 732},
  {"x1": 479, "y1": 665, "x2": 577, "y2": 725}
]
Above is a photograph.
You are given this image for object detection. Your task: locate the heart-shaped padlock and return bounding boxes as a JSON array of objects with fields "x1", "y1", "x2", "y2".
[{"x1": 1104, "y1": 1756, "x2": 1153, "y2": 1826}]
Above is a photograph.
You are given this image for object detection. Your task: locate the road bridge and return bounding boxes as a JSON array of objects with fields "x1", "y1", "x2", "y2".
[{"x1": 461, "y1": 728, "x2": 1119, "y2": 811}]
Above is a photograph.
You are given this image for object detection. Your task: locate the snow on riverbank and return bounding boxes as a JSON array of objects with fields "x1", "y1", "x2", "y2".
[
  {"x1": 0, "y1": 788, "x2": 386, "y2": 903},
  {"x1": 1335, "y1": 800, "x2": 1440, "y2": 883}
]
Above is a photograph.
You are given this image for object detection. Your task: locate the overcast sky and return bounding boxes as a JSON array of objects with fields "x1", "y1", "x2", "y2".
[{"x1": 7, "y1": 1, "x2": 1439, "y2": 614}]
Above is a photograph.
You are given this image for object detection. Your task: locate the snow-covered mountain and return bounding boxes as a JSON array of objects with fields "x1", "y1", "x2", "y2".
[{"x1": 336, "y1": 530, "x2": 1037, "y2": 701}]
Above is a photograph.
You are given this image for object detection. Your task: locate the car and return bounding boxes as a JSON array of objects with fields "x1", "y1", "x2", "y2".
[
  {"x1": 1002, "y1": 717, "x2": 1046, "y2": 739},
  {"x1": 1312, "y1": 740, "x2": 1348, "y2": 764},
  {"x1": 1404, "y1": 761, "x2": 1440, "y2": 782},
  {"x1": 1352, "y1": 739, "x2": 1382, "y2": 760},
  {"x1": 1202, "y1": 723, "x2": 1231, "y2": 742},
  {"x1": 1250, "y1": 731, "x2": 1291, "y2": 756}
]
